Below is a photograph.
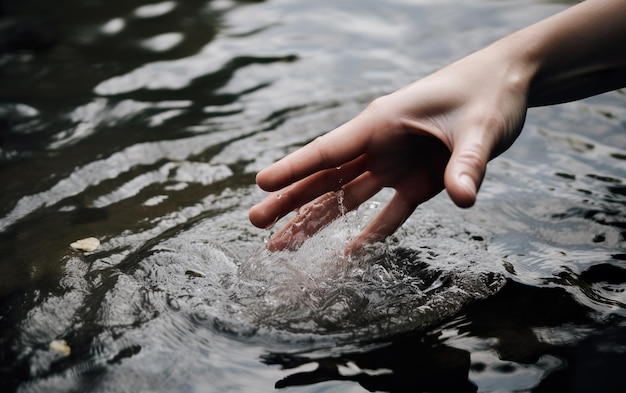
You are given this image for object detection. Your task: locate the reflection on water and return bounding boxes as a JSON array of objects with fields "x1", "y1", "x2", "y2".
[{"x1": 1, "y1": 0, "x2": 625, "y2": 392}]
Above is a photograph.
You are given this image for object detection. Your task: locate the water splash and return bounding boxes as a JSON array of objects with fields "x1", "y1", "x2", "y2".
[{"x1": 230, "y1": 195, "x2": 506, "y2": 338}]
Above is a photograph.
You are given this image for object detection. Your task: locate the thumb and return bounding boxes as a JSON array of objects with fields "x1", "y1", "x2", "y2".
[{"x1": 443, "y1": 131, "x2": 492, "y2": 208}]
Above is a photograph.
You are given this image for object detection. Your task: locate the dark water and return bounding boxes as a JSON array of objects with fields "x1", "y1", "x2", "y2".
[{"x1": 1, "y1": 0, "x2": 625, "y2": 392}]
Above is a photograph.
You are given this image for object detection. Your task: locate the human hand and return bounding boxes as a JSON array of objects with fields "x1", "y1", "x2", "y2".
[{"x1": 249, "y1": 45, "x2": 531, "y2": 252}]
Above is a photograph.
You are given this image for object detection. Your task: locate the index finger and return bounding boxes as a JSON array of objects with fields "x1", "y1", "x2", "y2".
[{"x1": 256, "y1": 110, "x2": 379, "y2": 192}]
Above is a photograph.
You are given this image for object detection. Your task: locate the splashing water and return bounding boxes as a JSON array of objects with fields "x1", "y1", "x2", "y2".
[
  {"x1": 252, "y1": 198, "x2": 506, "y2": 335},
  {"x1": 128, "y1": 192, "x2": 508, "y2": 341}
]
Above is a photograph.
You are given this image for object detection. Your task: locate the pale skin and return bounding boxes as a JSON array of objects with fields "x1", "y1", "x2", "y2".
[{"x1": 249, "y1": 0, "x2": 626, "y2": 252}]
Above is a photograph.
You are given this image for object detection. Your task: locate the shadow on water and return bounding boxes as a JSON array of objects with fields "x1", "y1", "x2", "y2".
[
  {"x1": 264, "y1": 331, "x2": 477, "y2": 392},
  {"x1": 265, "y1": 280, "x2": 626, "y2": 393}
]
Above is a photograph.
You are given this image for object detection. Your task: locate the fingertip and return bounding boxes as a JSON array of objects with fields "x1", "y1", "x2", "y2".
[
  {"x1": 444, "y1": 143, "x2": 487, "y2": 208},
  {"x1": 255, "y1": 169, "x2": 273, "y2": 191},
  {"x1": 344, "y1": 230, "x2": 389, "y2": 259},
  {"x1": 450, "y1": 173, "x2": 477, "y2": 208},
  {"x1": 344, "y1": 237, "x2": 367, "y2": 258},
  {"x1": 266, "y1": 238, "x2": 283, "y2": 252},
  {"x1": 248, "y1": 204, "x2": 274, "y2": 229},
  {"x1": 248, "y1": 207, "x2": 263, "y2": 228},
  {"x1": 443, "y1": 159, "x2": 480, "y2": 208}
]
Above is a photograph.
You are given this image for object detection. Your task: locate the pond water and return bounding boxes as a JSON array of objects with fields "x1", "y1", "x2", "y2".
[{"x1": 1, "y1": 0, "x2": 625, "y2": 392}]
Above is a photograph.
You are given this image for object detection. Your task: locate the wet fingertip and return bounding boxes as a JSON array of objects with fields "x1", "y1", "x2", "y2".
[
  {"x1": 266, "y1": 234, "x2": 296, "y2": 252},
  {"x1": 344, "y1": 240, "x2": 365, "y2": 258},
  {"x1": 266, "y1": 239, "x2": 281, "y2": 252},
  {"x1": 344, "y1": 232, "x2": 382, "y2": 258}
]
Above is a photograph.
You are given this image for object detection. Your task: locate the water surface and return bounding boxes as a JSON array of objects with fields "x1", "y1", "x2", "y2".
[{"x1": 1, "y1": 0, "x2": 625, "y2": 392}]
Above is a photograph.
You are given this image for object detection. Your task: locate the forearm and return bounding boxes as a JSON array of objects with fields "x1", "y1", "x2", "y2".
[{"x1": 493, "y1": 0, "x2": 626, "y2": 107}]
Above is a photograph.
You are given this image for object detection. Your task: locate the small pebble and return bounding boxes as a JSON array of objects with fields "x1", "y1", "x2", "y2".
[
  {"x1": 49, "y1": 339, "x2": 71, "y2": 356},
  {"x1": 70, "y1": 237, "x2": 100, "y2": 252}
]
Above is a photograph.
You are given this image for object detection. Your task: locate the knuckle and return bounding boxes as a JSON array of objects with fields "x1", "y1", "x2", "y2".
[
  {"x1": 456, "y1": 146, "x2": 487, "y2": 174},
  {"x1": 366, "y1": 94, "x2": 392, "y2": 112}
]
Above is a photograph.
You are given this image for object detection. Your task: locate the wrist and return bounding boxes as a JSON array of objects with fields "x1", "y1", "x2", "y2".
[{"x1": 505, "y1": 0, "x2": 626, "y2": 106}]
